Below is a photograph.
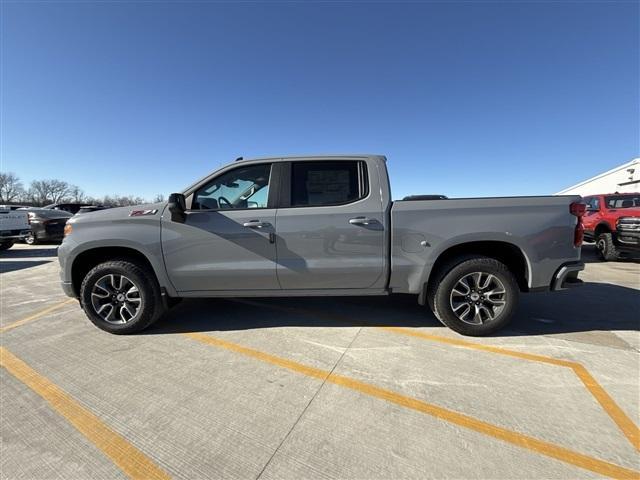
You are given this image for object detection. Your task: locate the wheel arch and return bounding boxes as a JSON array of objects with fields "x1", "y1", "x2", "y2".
[
  {"x1": 421, "y1": 240, "x2": 530, "y2": 305},
  {"x1": 594, "y1": 222, "x2": 612, "y2": 235},
  {"x1": 71, "y1": 246, "x2": 159, "y2": 297}
]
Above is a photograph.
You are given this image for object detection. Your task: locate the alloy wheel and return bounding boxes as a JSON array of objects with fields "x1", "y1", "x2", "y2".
[
  {"x1": 449, "y1": 272, "x2": 507, "y2": 325},
  {"x1": 90, "y1": 274, "x2": 142, "y2": 324}
]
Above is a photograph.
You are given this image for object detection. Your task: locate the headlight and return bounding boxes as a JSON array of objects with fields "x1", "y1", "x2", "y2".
[
  {"x1": 64, "y1": 224, "x2": 73, "y2": 236},
  {"x1": 617, "y1": 217, "x2": 640, "y2": 231}
]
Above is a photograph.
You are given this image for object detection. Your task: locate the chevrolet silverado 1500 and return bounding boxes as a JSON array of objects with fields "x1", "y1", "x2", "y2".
[{"x1": 58, "y1": 155, "x2": 585, "y2": 336}]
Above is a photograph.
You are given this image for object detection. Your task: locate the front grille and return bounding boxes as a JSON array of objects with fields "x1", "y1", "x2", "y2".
[{"x1": 618, "y1": 217, "x2": 640, "y2": 232}]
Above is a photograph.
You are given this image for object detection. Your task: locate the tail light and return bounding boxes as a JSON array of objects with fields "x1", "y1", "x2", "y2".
[{"x1": 570, "y1": 202, "x2": 586, "y2": 247}]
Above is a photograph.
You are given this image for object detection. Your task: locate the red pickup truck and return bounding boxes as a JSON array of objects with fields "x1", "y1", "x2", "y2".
[{"x1": 582, "y1": 193, "x2": 640, "y2": 260}]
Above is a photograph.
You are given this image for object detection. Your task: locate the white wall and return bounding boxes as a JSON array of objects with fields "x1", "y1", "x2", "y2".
[{"x1": 556, "y1": 158, "x2": 640, "y2": 196}]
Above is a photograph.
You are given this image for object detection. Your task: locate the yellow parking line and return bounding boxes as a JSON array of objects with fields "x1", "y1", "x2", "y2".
[
  {"x1": 571, "y1": 364, "x2": 640, "y2": 453},
  {"x1": 0, "y1": 299, "x2": 76, "y2": 333},
  {"x1": 381, "y1": 326, "x2": 640, "y2": 452},
  {"x1": 233, "y1": 299, "x2": 640, "y2": 452},
  {"x1": 183, "y1": 332, "x2": 639, "y2": 479},
  {"x1": 0, "y1": 347, "x2": 171, "y2": 480}
]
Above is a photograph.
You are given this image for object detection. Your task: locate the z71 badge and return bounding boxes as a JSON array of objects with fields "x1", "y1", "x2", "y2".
[{"x1": 129, "y1": 209, "x2": 158, "y2": 217}]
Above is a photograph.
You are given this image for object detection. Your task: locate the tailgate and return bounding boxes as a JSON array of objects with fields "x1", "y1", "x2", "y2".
[{"x1": 0, "y1": 211, "x2": 30, "y2": 231}]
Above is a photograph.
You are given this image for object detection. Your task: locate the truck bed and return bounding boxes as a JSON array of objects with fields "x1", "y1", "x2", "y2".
[{"x1": 389, "y1": 195, "x2": 582, "y2": 294}]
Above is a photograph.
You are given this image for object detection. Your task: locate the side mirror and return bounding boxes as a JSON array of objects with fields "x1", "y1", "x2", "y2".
[{"x1": 167, "y1": 193, "x2": 186, "y2": 223}]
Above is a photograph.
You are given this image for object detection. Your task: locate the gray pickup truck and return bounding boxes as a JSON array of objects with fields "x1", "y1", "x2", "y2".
[{"x1": 58, "y1": 155, "x2": 585, "y2": 336}]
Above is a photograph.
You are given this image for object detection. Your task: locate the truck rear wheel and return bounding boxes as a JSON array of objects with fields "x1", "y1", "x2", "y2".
[
  {"x1": 429, "y1": 256, "x2": 519, "y2": 336},
  {"x1": 80, "y1": 260, "x2": 165, "y2": 334},
  {"x1": 596, "y1": 232, "x2": 618, "y2": 261}
]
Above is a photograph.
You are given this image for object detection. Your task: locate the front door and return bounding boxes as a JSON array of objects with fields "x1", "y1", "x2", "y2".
[
  {"x1": 582, "y1": 196, "x2": 601, "y2": 235},
  {"x1": 162, "y1": 163, "x2": 279, "y2": 292},
  {"x1": 275, "y1": 159, "x2": 386, "y2": 290}
]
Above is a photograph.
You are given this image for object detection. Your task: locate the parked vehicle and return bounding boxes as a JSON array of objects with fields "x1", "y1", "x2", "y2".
[
  {"x1": 43, "y1": 203, "x2": 93, "y2": 214},
  {"x1": 75, "y1": 205, "x2": 109, "y2": 215},
  {"x1": 582, "y1": 193, "x2": 640, "y2": 260},
  {"x1": 19, "y1": 208, "x2": 73, "y2": 245},
  {"x1": 58, "y1": 155, "x2": 585, "y2": 336},
  {"x1": 0, "y1": 204, "x2": 32, "y2": 210},
  {"x1": 0, "y1": 208, "x2": 30, "y2": 251}
]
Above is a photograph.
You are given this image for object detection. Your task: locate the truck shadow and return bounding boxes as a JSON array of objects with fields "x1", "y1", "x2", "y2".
[
  {"x1": 147, "y1": 281, "x2": 639, "y2": 338},
  {"x1": 0, "y1": 247, "x2": 58, "y2": 258},
  {"x1": 0, "y1": 260, "x2": 51, "y2": 274}
]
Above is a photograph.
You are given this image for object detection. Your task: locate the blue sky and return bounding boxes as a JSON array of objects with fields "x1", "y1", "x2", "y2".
[{"x1": 1, "y1": 1, "x2": 638, "y2": 200}]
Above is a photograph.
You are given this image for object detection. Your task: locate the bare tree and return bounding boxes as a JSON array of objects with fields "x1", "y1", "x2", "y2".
[
  {"x1": 153, "y1": 193, "x2": 165, "y2": 203},
  {"x1": 0, "y1": 172, "x2": 24, "y2": 203},
  {"x1": 27, "y1": 180, "x2": 49, "y2": 206},
  {"x1": 69, "y1": 185, "x2": 86, "y2": 203},
  {"x1": 49, "y1": 180, "x2": 72, "y2": 203},
  {"x1": 28, "y1": 179, "x2": 72, "y2": 206}
]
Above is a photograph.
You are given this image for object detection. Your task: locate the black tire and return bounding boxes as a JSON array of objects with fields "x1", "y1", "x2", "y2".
[
  {"x1": 24, "y1": 232, "x2": 37, "y2": 245},
  {"x1": 428, "y1": 256, "x2": 519, "y2": 336},
  {"x1": 0, "y1": 241, "x2": 14, "y2": 251},
  {"x1": 80, "y1": 259, "x2": 165, "y2": 334},
  {"x1": 596, "y1": 232, "x2": 618, "y2": 261}
]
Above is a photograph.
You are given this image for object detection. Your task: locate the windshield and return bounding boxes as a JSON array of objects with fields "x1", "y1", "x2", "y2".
[{"x1": 605, "y1": 195, "x2": 640, "y2": 209}]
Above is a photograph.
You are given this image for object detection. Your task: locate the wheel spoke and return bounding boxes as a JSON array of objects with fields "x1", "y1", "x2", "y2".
[
  {"x1": 485, "y1": 296, "x2": 506, "y2": 306},
  {"x1": 479, "y1": 274, "x2": 493, "y2": 290},
  {"x1": 96, "y1": 303, "x2": 115, "y2": 322},
  {"x1": 91, "y1": 274, "x2": 141, "y2": 325},
  {"x1": 457, "y1": 304, "x2": 471, "y2": 320},
  {"x1": 449, "y1": 271, "x2": 508, "y2": 326},
  {"x1": 471, "y1": 304, "x2": 483, "y2": 324},
  {"x1": 479, "y1": 304, "x2": 495, "y2": 321},
  {"x1": 120, "y1": 304, "x2": 135, "y2": 321}
]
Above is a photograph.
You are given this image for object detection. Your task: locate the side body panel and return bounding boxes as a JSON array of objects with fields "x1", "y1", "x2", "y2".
[
  {"x1": 389, "y1": 196, "x2": 582, "y2": 294},
  {"x1": 57, "y1": 204, "x2": 175, "y2": 296}
]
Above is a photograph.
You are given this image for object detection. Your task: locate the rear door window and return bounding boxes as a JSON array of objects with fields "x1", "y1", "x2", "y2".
[{"x1": 290, "y1": 161, "x2": 368, "y2": 207}]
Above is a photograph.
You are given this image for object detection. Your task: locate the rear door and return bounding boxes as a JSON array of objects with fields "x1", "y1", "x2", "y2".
[{"x1": 275, "y1": 159, "x2": 386, "y2": 290}]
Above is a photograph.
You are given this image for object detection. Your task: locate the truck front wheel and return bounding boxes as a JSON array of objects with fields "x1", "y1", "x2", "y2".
[
  {"x1": 80, "y1": 260, "x2": 165, "y2": 334},
  {"x1": 429, "y1": 257, "x2": 519, "y2": 336},
  {"x1": 596, "y1": 232, "x2": 618, "y2": 261},
  {"x1": 0, "y1": 241, "x2": 14, "y2": 251}
]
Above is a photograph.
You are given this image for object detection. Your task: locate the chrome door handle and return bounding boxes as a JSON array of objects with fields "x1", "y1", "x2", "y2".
[
  {"x1": 349, "y1": 216, "x2": 372, "y2": 226},
  {"x1": 243, "y1": 220, "x2": 270, "y2": 229}
]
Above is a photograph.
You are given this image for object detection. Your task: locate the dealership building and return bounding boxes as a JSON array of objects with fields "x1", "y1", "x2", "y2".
[{"x1": 557, "y1": 157, "x2": 640, "y2": 196}]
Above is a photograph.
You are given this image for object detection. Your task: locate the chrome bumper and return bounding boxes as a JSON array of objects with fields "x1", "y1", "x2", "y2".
[{"x1": 551, "y1": 262, "x2": 585, "y2": 291}]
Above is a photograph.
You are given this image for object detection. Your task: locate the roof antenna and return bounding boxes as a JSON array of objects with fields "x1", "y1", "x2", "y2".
[{"x1": 235, "y1": 156, "x2": 243, "y2": 162}]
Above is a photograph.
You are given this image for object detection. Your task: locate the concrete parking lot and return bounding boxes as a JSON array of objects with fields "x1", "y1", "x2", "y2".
[{"x1": 1, "y1": 243, "x2": 638, "y2": 479}]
